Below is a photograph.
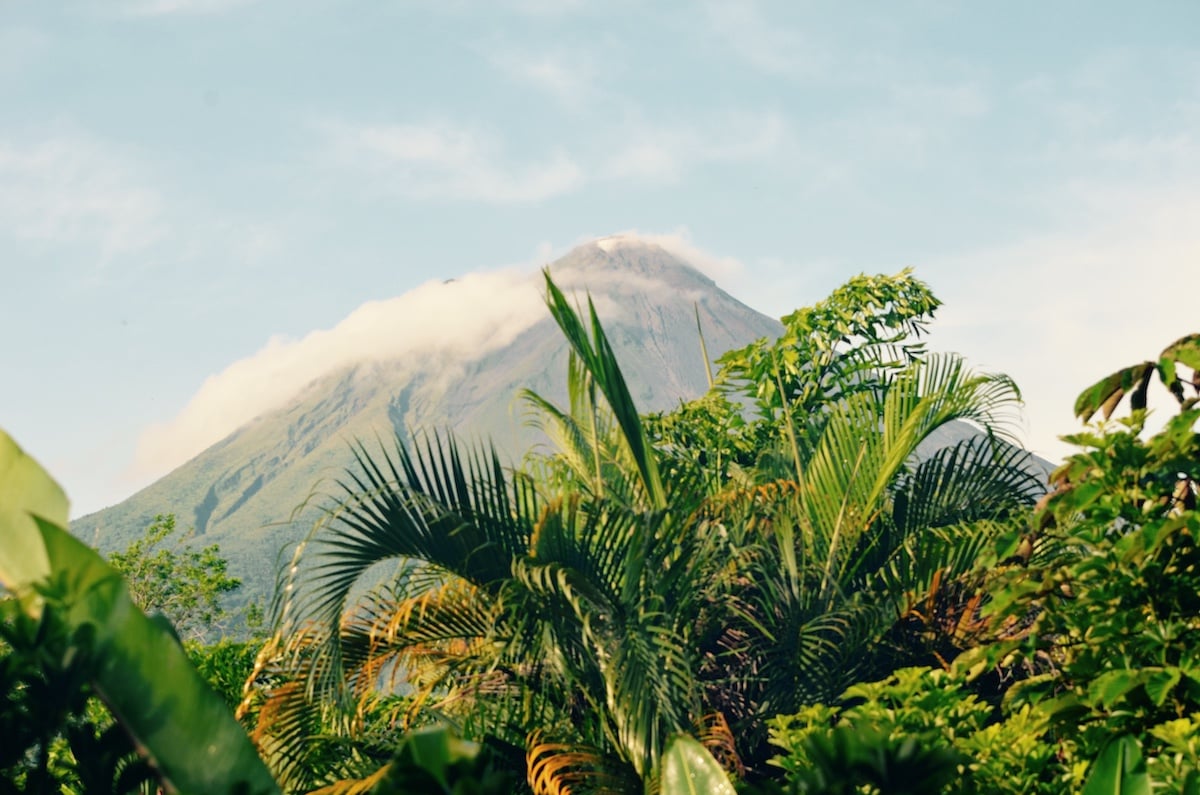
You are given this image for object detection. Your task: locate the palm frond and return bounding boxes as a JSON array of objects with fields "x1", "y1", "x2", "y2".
[
  {"x1": 520, "y1": 349, "x2": 616, "y2": 495},
  {"x1": 275, "y1": 431, "x2": 537, "y2": 684},
  {"x1": 527, "y1": 733, "x2": 641, "y2": 795},
  {"x1": 542, "y1": 271, "x2": 666, "y2": 510},
  {"x1": 695, "y1": 712, "x2": 745, "y2": 780},
  {"x1": 890, "y1": 435, "x2": 1044, "y2": 536},
  {"x1": 247, "y1": 673, "x2": 376, "y2": 793},
  {"x1": 306, "y1": 763, "x2": 393, "y2": 795},
  {"x1": 338, "y1": 577, "x2": 500, "y2": 700}
]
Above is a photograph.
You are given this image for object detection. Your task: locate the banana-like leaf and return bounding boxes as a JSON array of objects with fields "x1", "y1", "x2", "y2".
[
  {"x1": 0, "y1": 430, "x2": 278, "y2": 794},
  {"x1": 659, "y1": 734, "x2": 736, "y2": 795},
  {"x1": 1080, "y1": 735, "x2": 1151, "y2": 795},
  {"x1": 0, "y1": 430, "x2": 63, "y2": 609},
  {"x1": 41, "y1": 519, "x2": 280, "y2": 794}
]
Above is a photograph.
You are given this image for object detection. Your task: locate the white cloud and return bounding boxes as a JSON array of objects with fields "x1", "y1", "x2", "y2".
[
  {"x1": 319, "y1": 119, "x2": 584, "y2": 203},
  {"x1": 318, "y1": 108, "x2": 787, "y2": 202},
  {"x1": 0, "y1": 134, "x2": 166, "y2": 260},
  {"x1": 129, "y1": 230, "x2": 749, "y2": 480},
  {"x1": 0, "y1": 131, "x2": 286, "y2": 278},
  {"x1": 593, "y1": 229, "x2": 747, "y2": 285},
  {"x1": 133, "y1": 266, "x2": 549, "y2": 479}
]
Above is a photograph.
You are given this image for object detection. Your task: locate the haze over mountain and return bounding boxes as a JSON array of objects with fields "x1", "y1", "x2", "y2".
[{"x1": 72, "y1": 238, "x2": 784, "y2": 605}]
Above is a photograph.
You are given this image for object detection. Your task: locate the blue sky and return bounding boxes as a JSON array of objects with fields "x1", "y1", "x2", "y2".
[{"x1": 3, "y1": 0, "x2": 1198, "y2": 517}]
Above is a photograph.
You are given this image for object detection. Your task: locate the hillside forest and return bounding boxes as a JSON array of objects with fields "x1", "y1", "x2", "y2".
[{"x1": 3, "y1": 269, "x2": 1200, "y2": 794}]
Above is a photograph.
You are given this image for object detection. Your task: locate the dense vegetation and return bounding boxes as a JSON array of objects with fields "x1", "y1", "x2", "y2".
[{"x1": 2, "y1": 270, "x2": 1197, "y2": 793}]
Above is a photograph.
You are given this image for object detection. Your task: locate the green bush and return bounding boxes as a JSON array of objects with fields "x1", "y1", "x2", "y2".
[
  {"x1": 764, "y1": 335, "x2": 1200, "y2": 794},
  {"x1": 765, "y1": 667, "x2": 1059, "y2": 794}
]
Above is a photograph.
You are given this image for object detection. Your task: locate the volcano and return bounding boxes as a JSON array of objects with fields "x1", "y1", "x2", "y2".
[{"x1": 72, "y1": 238, "x2": 784, "y2": 605}]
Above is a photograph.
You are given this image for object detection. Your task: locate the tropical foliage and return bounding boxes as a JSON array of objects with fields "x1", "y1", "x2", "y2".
[
  {"x1": 764, "y1": 666, "x2": 1057, "y2": 794},
  {"x1": 761, "y1": 333, "x2": 1200, "y2": 794},
  {"x1": 107, "y1": 512, "x2": 243, "y2": 642},
  {"x1": 246, "y1": 269, "x2": 1042, "y2": 793},
  {"x1": 7, "y1": 268, "x2": 1195, "y2": 795},
  {"x1": 976, "y1": 333, "x2": 1200, "y2": 791},
  {"x1": 0, "y1": 430, "x2": 279, "y2": 794}
]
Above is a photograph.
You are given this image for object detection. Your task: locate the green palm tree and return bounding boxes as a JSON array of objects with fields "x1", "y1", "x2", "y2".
[
  {"x1": 250, "y1": 270, "x2": 1042, "y2": 792},
  {"x1": 700, "y1": 354, "x2": 1043, "y2": 769},
  {"x1": 252, "y1": 273, "x2": 731, "y2": 794},
  {"x1": 650, "y1": 270, "x2": 1044, "y2": 770}
]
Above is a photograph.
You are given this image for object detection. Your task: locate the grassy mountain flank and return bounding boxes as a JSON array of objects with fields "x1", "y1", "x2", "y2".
[{"x1": 72, "y1": 239, "x2": 784, "y2": 608}]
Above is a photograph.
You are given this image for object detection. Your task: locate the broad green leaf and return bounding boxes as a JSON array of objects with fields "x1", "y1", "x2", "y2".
[
  {"x1": 394, "y1": 726, "x2": 481, "y2": 788},
  {"x1": 1074, "y1": 363, "x2": 1154, "y2": 422},
  {"x1": 1144, "y1": 668, "x2": 1182, "y2": 707},
  {"x1": 659, "y1": 735, "x2": 736, "y2": 795},
  {"x1": 0, "y1": 429, "x2": 64, "y2": 600},
  {"x1": 1081, "y1": 736, "x2": 1150, "y2": 795},
  {"x1": 1162, "y1": 334, "x2": 1200, "y2": 371},
  {"x1": 1038, "y1": 692, "x2": 1089, "y2": 725},
  {"x1": 38, "y1": 518, "x2": 280, "y2": 795},
  {"x1": 1089, "y1": 670, "x2": 1142, "y2": 709}
]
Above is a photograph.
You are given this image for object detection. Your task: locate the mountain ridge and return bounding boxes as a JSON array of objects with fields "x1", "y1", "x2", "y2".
[{"x1": 73, "y1": 239, "x2": 784, "y2": 605}]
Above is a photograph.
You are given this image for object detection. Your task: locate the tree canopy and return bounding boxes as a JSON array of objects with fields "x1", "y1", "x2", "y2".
[{"x1": 107, "y1": 513, "x2": 242, "y2": 642}]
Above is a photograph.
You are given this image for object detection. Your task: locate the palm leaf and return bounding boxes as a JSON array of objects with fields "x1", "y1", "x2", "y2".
[
  {"x1": 276, "y1": 432, "x2": 537, "y2": 678},
  {"x1": 527, "y1": 733, "x2": 641, "y2": 795},
  {"x1": 542, "y1": 270, "x2": 666, "y2": 510}
]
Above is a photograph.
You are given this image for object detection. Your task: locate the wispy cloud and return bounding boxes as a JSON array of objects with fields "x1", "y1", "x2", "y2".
[
  {"x1": 702, "y1": 0, "x2": 827, "y2": 76},
  {"x1": 130, "y1": 229, "x2": 747, "y2": 481},
  {"x1": 488, "y1": 48, "x2": 600, "y2": 108},
  {"x1": 132, "y1": 266, "x2": 549, "y2": 479},
  {"x1": 591, "y1": 229, "x2": 748, "y2": 285},
  {"x1": 0, "y1": 134, "x2": 166, "y2": 261},
  {"x1": 317, "y1": 104, "x2": 789, "y2": 202},
  {"x1": 319, "y1": 119, "x2": 584, "y2": 203},
  {"x1": 0, "y1": 130, "x2": 290, "y2": 277},
  {"x1": 603, "y1": 111, "x2": 788, "y2": 182},
  {"x1": 123, "y1": 0, "x2": 259, "y2": 16}
]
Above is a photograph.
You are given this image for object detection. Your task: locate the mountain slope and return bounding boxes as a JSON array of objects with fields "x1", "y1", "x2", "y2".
[{"x1": 72, "y1": 238, "x2": 784, "y2": 604}]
